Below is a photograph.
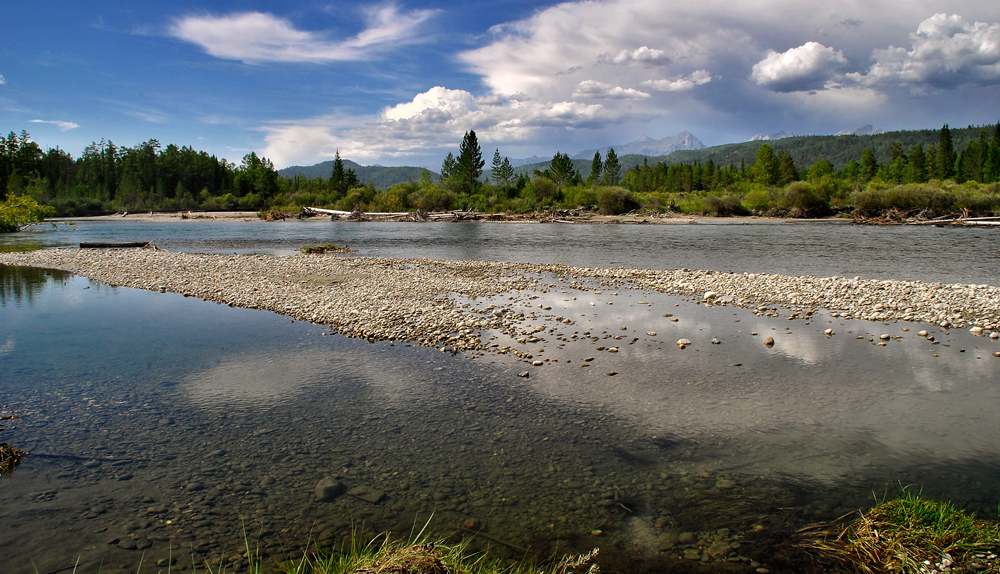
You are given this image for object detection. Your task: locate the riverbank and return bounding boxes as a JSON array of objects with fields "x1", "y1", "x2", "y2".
[
  {"x1": 51, "y1": 209, "x2": 844, "y2": 225},
  {"x1": 2, "y1": 249, "x2": 998, "y2": 354}
]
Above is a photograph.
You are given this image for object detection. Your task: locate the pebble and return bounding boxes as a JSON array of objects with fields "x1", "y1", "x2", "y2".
[{"x1": 314, "y1": 478, "x2": 345, "y2": 501}]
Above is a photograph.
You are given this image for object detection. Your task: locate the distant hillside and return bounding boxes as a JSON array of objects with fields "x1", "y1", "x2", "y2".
[
  {"x1": 279, "y1": 159, "x2": 435, "y2": 188},
  {"x1": 656, "y1": 125, "x2": 989, "y2": 171},
  {"x1": 514, "y1": 125, "x2": 993, "y2": 178}
]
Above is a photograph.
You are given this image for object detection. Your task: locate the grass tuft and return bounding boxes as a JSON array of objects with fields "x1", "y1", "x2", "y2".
[{"x1": 801, "y1": 489, "x2": 1000, "y2": 573}]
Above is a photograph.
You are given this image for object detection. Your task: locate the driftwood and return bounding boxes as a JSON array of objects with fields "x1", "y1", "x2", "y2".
[{"x1": 79, "y1": 241, "x2": 150, "y2": 249}]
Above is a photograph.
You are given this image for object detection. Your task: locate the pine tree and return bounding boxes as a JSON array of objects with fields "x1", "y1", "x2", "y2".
[
  {"x1": 937, "y1": 124, "x2": 957, "y2": 180},
  {"x1": 330, "y1": 150, "x2": 347, "y2": 196},
  {"x1": 589, "y1": 151, "x2": 602, "y2": 186},
  {"x1": 905, "y1": 144, "x2": 927, "y2": 183},
  {"x1": 751, "y1": 144, "x2": 779, "y2": 186},
  {"x1": 456, "y1": 130, "x2": 484, "y2": 193},
  {"x1": 776, "y1": 150, "x2": 798, "y2": 185},
  {"x1": 491, "y1": 148, "x2": 504, "y2": 186},
  {"x1": 985, "y1": 122, "x2": 1000, "y2": 183},
  {"x1": 441, "y1": 153, "x2": 456, "y2": 181},
  {"x1": 602, "y1": 148, "x2": 620, "y2": 186},
  {"x1": 500, "y1": 157, "x2": 514, "y2": 191},
  {"x1": 859, "y1": 148, "x2": 878, "y2": 184},
  {"x1": 550, "y1": 152, "x2": 576, "y2": 188}
]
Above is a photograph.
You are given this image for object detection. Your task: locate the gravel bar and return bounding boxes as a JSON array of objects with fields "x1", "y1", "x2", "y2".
[{"x1": 3, "y1": 249, "x2": 999, "y2": 349}]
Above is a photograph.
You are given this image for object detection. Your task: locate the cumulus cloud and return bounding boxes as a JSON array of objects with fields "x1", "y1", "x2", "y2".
[
  {"x1": 573, "y1": 80, "x2": 651, "y2": 99},
  {"x1": 642, "y1": 70, "x2": 713, "y2": 92},
  {"x1": 261, "y1": 86, "x2": 619, "y2": 166},
  {"x1": 751, "y1": 42, "x2": 848, "y2": 92},
  {"x1": 254, "y1": 1, "x2": 1000, "y2": 167},
  {"x1": 598, "y1": 46, "x2": 670, "y2": 66},
  {"x1": 852, "y1": 13, "x2": 1000, "y2": 90},
  {"x1": 169, "y1": 4, "x2": 437, "y2": 64},
  {"x1": 0, "y1": 74, "x2": 5, "y2": 85},
  {"x1": 383, "y1": 86, "x2": 476, "y2": 121},
  {"x1": 29, "y1": 119, "x2": 80, "y2": 131}
]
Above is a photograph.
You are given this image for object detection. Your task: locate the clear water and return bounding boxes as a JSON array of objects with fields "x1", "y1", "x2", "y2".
[
  {"x1": 5, "y1": 219, "x2": 1000, "y2": 284},
  {"x1": 2, "y1": 221, "x2": 1000, "y2": 574}
]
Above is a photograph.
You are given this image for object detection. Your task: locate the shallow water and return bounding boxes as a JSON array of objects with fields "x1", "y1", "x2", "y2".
[
  {"x1": 5, "y1": 218, "x2": 1000, "y2": 284},
  {"x1": 3, "y1": 259, "x2": 1000, "y2": 574},
  {"x1": 3, "y1": 221, "x2": 1000, "y2": 573}
]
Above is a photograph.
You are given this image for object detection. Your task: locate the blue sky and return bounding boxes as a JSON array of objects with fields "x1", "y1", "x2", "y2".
[{"x1": 3, "y1": 1, "x2": 999, "y2": 169}]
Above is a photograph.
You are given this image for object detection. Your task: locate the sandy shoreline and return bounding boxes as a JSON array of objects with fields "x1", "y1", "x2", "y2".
[{"x1": 2, "y1": 249, "x2": 997, "y2": 354}]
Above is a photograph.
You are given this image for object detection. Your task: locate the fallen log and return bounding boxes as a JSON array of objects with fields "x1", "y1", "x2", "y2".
[{"x1": 79, "y1": 241, "x2": 150, "y2": 249}]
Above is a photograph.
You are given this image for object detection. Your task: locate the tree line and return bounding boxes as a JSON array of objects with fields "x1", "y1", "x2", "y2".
[{"x1": 1, "y1": 123, "x2": 999, "y2": 226}]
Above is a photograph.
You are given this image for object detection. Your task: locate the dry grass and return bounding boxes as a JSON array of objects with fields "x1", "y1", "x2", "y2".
[{"x1": 800, "y1": 491, "x2": 1000, "y2": 573}]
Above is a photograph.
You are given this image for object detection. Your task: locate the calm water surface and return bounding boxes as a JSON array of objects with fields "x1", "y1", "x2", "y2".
[
  {"x1": 1, "y1": 222, "x2": 999, "y2": 574},
  {"x1": 4, "y1": 218, "x2": 1000, "y2": 284}
]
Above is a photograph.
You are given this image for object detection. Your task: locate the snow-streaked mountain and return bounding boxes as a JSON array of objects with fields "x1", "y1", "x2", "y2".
[
  {"x1": 572, "y1": 131, "x2": 705, "y2": 159},
  {"x1": 749, "y1": 131, "x2": 798, "y2": 141},
  {"x1": 836, "y1": 124, "x2": 884, "y2": 136}
]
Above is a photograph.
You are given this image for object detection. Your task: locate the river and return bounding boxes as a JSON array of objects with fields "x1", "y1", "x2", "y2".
[{"x1": 1, "y1": 219, "x2": 998, "y2": 574}]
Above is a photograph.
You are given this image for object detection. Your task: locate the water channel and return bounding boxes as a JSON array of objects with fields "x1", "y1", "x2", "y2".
[{"x1": 1, "y1": 220, "x2": 999, "y2": 574}]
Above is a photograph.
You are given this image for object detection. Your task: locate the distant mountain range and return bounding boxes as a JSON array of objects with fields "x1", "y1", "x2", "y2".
[
  {"x1": 750, "y1": 131, "x2": 799, "y2": 141},
  {"x1": 572, "y1": 131, "x2": 705, "y2": 159},
  {"x1": 835, "y1": 124, "x2": 884, "y2": 136},
  {"x1": 278, "y1": 159, "x2": 431, "y2": 189},
  {"x1": 749, "y1": 125, "x2": 883, "y2": 141}
]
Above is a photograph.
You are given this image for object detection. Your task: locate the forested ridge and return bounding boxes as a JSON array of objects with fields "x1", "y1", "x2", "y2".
[{"x1": 1, "y1": 123, "x2": 999, "y2": 227}]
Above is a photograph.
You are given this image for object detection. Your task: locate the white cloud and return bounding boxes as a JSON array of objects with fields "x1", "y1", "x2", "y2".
[
  {"x1": 29, "y1": 119, "x2": 80, "y2": 131},
  {"x1": 642, "y1": 70, "x2": 713, "y2": 92},
  {"x1": 383, "y1": 86, "x2": 476, "y2": 121},
  {"x1": 261, "y1": 87, "x2": 618, "y2": 166},
  {"x1": 852, "y1": 13, "x2": 1000, "y2": 90},
  {"x1": 255, "y1": 1, "x2": 1000, "y2": 167},
  {"x1": 169, "y1": 5, "x2": 437, "y2": 64},
  {"x1": 0, "y1": 75, "x2": 5, "y2": 86},
  {"x1": 751, "y1": 42, "x2": 848, "y2": 92},
  {"x1": 598, "y1": 46, "x2": 670, "y2": 66},
  {"x1": 573, "y1": 80, "x2": 650, "y2": 99}
]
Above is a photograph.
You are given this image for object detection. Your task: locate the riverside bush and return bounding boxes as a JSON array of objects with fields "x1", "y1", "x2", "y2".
[
  {"x1": 596, "y1": 187, "x2": 637, "y2": 214},
  {"x1": 784, "y1": 181, "x2": 830, "y2": 217}
]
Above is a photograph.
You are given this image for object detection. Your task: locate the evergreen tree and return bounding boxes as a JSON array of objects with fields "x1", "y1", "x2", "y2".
[
  {"x1": 925, "y1": 145, "x2": 938, "y2": 180},
  {"x1": 549, "y1": 152, "x2": 576, "y2": 188},
  {"x1": 751, "y1": 144, "x2": 779, "y2": 186},
  {"x1": 776, "y1": 150, "x2": 798, "y2": 185},
  {"x1": 589, "y1": 151, "x2": 602, "y2": 186},
  {"x1": 937, "y1": 124, "x2": 957, "y2": 180},
  {"x1": 859, "y1": 148, "x2": 878, "y2": 184},
  {"x1": 455, "y1": 130, "x2": 484, "y2": 193},
  {"x1": 491, "y1": 148, "x2": 504, "y2": 186},
  {"x1": 602, "y1": 148, "x2": 621, "y2": 186},
  {"x1": 500, "y1": 157, "x2": 514, "y2": 188},
  {"x1": 440, "y1": 153, "x2": 457, "y2": 181},
  {"x1": 985, "y1": 122, "x2": 1000, "y2": 183},
  {"x1": 330, "y1": 150, "x2": 347, "y2": 195},
  {"x1": 905, "y1": 144, "x2": 927, "y2": 183}
]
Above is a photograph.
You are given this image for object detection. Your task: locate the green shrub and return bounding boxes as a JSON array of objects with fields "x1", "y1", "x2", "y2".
[
  {"x1": 704, "y1": 194, "x2": 749, "y2": 216},
  {"x1": 743, "y1": 186, "x2": 772, "y2": 213},
  {"x1": 596, "y1": 187, "x2": 637, "y2": 214},
  {"x1": 784, "y1": 181, "x2": 830, "y2": 217}
]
